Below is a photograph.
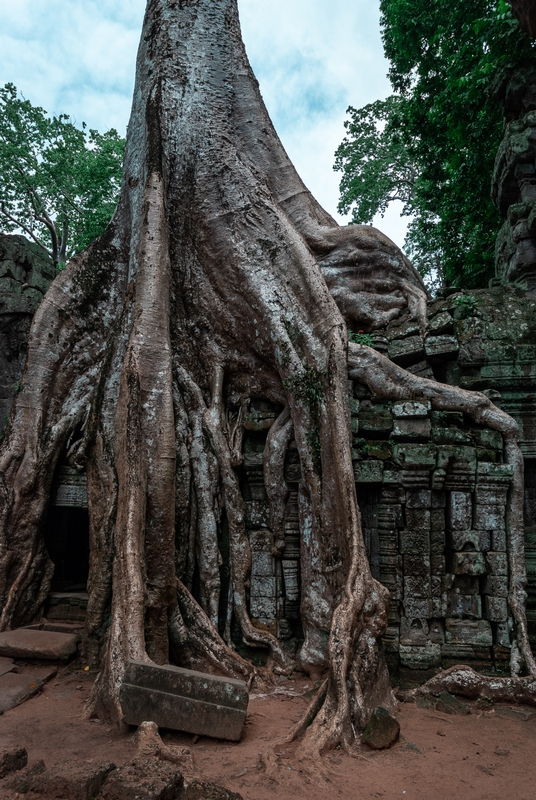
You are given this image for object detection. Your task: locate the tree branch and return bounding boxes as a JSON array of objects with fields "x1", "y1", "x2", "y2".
[{"x1": 0, "y1": 202, "x2": 52, "y2": 257}]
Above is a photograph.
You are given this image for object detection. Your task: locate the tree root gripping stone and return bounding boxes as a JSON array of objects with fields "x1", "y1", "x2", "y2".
[
  {"x1": 361, "y1": 707, "x2": 401, "y2": 749},
  {"x1": 120, "y1": 661, "x2": 248, "y2": 741}
]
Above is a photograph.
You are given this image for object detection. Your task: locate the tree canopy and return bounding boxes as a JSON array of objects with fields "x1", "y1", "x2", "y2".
[
  {"x1": 335, "y1": 0, "x2": 536, "y2": 290},
  {"x1": 0, "y1": 83, "x2": 125, "y2": 266}
]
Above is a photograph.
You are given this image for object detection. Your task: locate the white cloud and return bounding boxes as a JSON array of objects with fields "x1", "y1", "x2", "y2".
[{"x1": 0, "y1": 0, "x2": 408, "y2": 247}]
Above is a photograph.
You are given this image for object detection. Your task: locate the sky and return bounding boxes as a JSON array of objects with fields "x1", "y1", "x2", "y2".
[{"x1": 0, "y1": 0, "x2": 409, "y2": 248}]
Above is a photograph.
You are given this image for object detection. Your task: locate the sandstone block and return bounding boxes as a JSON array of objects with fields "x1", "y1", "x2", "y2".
[
  {"x1": 119, "y1": 661, "x2": 249, "y2": 741},
  {"x1": 492, "y1": 527, "x2": 507, "y2": 551},
  {"x1": 430, "y1": 509, "x2": 446, "y2": 531},
  {"x1": 392, "y1": 418, "x2": 431, "y2": 441},
  {"x1": 403, "y1": 553, "x2": 430, "y2": 578},
  {"x1": 361, "y1": 707, "x2": 401, "y2": 749},
  {"x1": 405, "y1": 489, "x2": 432, "y2": 509},
  {"x1": 425, "y1": 335, "x2": 459, "y2": 362},
  {"x1": 430, "y1": 555, "x2": 446, "y2": 575},
  {"x1": 393, "y1": 443, "x2": 437, "y2": 470},
  {"x1": 430, "y1": 529, "x2": 446, "y2": 556},
  {"x1": 483, "y1": 576, "x2": 508, "y2": 597},
  {"x1": 399, "y1": 641, "x2": 441, "y2": 669},
  {"x1": 446, "y1": 594, "x2": 482, "y2": 619},
  {"x1": 496, "y1": 622, "x2": 511, "y2": 648},
  {"x1": 450, "y1": 551, "x2": 486, "y2": 576},
  {"x1": 97, "y1": 758, "x2": 182, "y2": 800},
  {"x1": 400, "y1": 529, "x2": 430, "y2": 554},
  {"x1": 388, "y1": 336, "x2": 425, "y2": 365},
  {"x1": 393, "y1": 401, "x2": 430, "y2": 418},
  {"x1": 485, "y1": 596, "x2": 509, "y2": 622},
  {"x1": 353, "y1": 461, "x2": 384, "y2": 483},
  {"x1": 446, "y1": 529, "x2": 489, "y2": 551},
  {"x1": 0, "y1": 628, "x2": 78, "y2": 661},
  {"x1": 432, "y1": 594, "x2": 448, "y2": 617},
  {"x1": 447, "y1": 491, "x2": 473, "y2": 530},
  {"x1": 486, "y1": 551, "x2": 508, "y2": 575},
  {"x1": 0, "y1": 667, "x2": 56, "y2": 713},
  {"x1": 405, "y1": 508, "x2": 431, "y2": 531},
  {"x1": 445, "y1": 618, "x2": 493, "y2": 646},
  {"x1": 403, "y1": 598, "x2": 433, "y2": 618},
  {"x1": 473, "y1": 504, "x2": 505, "y2": 531}
]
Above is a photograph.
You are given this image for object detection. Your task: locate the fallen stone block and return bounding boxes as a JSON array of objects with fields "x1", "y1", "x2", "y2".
[
  {"x1": 0, "y1": 746, "x2": 27, "y2": 779},
  {"x1": 0, "y1": 657, "x2": 15, "y2": 678},
  {"x1": 97, "y1": 758, "x2": 183, "y2": 800},
  {"x1": 0, "y1": 666, "x2": 56, "y2": 713},
  {"x1": 0, "y1": 628, "x2": 78, "y2": 661},
  {"x1": 361, "y1": 707, "x2": 400, "y2": 749},
  {"x1": 120, "y1": 661, "x2": 249, "y2": 741},
  {"x1": 183, "y1": 779, "x2": 244, "y2": 800},
  {"x1": 9, "y1": 759, "x2": 116, "y2": 800}
]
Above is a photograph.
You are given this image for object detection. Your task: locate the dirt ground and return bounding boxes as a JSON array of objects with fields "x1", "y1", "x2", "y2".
[{"x1": 1, "y1": 662, "x2": 536, "y2": 800}]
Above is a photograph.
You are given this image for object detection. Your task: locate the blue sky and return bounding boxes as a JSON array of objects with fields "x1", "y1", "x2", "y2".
[{"x1": 0, "y1": 0, "x2": 408, "y2": 246}]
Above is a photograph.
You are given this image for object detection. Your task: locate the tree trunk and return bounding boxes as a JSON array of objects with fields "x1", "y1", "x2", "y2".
[{"x1": 0, "y1": 0, "x2": 532, "y2": 754}]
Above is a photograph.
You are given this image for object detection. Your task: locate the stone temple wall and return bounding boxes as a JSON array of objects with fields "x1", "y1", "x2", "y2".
[
  {"x1": 240, "y1": 285, "x2": 536, "y2": 672},
  {"x1": 0, "y1": 235, "x2": 55, "y2": 438},
  {"x1": 2, "y1": 232, "x2": 536, "y2": 674}
]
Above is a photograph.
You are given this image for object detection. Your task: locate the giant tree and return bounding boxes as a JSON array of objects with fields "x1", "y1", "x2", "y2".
[{"x1": 0, "y1": 0, "x2": 533, "y2": 757}]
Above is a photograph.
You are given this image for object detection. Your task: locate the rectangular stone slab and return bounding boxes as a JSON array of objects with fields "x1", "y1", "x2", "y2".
[
  {"x1": 120, "y1": 660, "x2": 248, "y2": 741},
  {"x1": 0, "y1": 629, "x2": 78, "y2": 660}
]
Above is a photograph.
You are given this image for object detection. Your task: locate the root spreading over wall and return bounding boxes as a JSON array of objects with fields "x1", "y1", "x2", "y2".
[{"x1": 0, "y1": 0, "x2": 533, "y2": 756}]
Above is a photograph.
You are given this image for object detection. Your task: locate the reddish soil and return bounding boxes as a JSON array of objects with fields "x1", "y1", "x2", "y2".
[{"x1": 1, "y1": 663, "x2": 535, "y2": 799}]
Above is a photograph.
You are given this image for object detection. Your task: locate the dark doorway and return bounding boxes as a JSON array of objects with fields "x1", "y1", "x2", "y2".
[{"x1": 43, "y1": 506, "x2": 90, "y2": 591}]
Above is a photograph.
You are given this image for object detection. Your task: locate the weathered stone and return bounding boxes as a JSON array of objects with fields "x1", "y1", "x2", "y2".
[
  {"x1": 244, "y1": 501, "x2": 270, "y2": 528},
  {"x1": 446, "y1": 593, "x2": 482, "y2": 619},
  {"x1": 361, "y1": 707, "x2": 400, "y2": 749},
  {"x1": 183, "y1": 779, "x2": 244, "y2": 800},
  {"x1": 405, "y1": 508, "x2": 431, "y2": 531},
  {"x1": 428, "y1": 619, "x2": 445, "y2": 643},
  {"x1": 403, "y1": 553, "x2": 430, "y2": 578},
  {"x1": 0, "y1": 667, "x2": 56, "y2": 713},
  {"x1": 392, "y1": 418, "x2": 431, "y2": 441},
  {"x1": 400, "y1": 617, "x2": 429, "y2": 645},
  {"x1": 353, "y1": 460, "x2": 384, "y2": 483},
  {"x1": 388, "y1": 336, "x2": 425, "y2": 365},
  {"x1": 403, "y1": 598, "x2": 433, "y2": 618},
  {"x1": 483, "y1": 576, "x2": 508, "y2": 597},
  {"x1": 496, "y1": 622, "x2": 512, "y2": 647},
  {"x1": 399, "y1": 641, "x2": 441, "y2": 669},
  {"x1": 119, "y1": 661, "x2": 249, "y2": 741},
  {"x1": 406, "y1": 490, "x2": 432, "y2": 509},
  {"x1": 486, "y1": 551, "x2": 508, "y2": 575},
  {"x1": 447, "y1": 492, "x2": 473, "y2": 530},
  {"x1": 473, "y1": 429, "x2": 504, "y2": 452},
  {"x1": 434, "y1": 692, "x2": 470, "y2": 716},
  {"x1": 446, "y1": 529, "x2": 489, "y2": 552},
  {"x1": 0, "y1": 628, "x2": 78, "y2": 661},
  {"x1": 430, "y1": 509, "x2": 446, "y2": 531},
  {"x1": 13, "y1": 760, "x2": 117, "y2": 800},
  {"x1": 473, "y1": 504, "x2": 505, "y2": 531},
  {"x1": 484, "y1": 596, "x2": 509, "y2": 622},
  {"x1": 430, "y1": 555, "x2": 446, "y2": 575},
  {"x1": 445, "y1": 618, "x2": 493, "y2": 646},
  {"x1": 5, "y1": 759, "x2": 46, "y2": 794},
  {"x1": 450, "y1": 552, "x2": 486, "y2": 576},
  {"x1": 97, "y1": 758, "x2": 182, "y2": 800},
  {"x1": 0, "y1": 746, "x2": 27, "y2": 779},
  {"x1": 425, "y1": 335, "x2": 459, "y2": 362},
  {"x1": 393, "y1": 401, "x2": 431, "y2": 418},
  {"x1": 399, "y1": 529, "x2": 429, "y2": 555},
  {"x1": 393, "y1": 443, "x2": 437, "y2": 470},
  {"x1": 0, "y1": 657, "x2": 15, "y2": 678},
  {"x1": 491, "y1": 527, "x2": 507, "y2": 551}
]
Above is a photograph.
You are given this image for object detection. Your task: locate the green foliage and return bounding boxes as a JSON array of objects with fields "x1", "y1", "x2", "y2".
[
  {"x1": 348, "y1": 330, "x2": 375, "y2": 347},
  {"x1": 283, "y1": 365, "x2": 326, "y2": 459},
  {"x1": 0, "y1": 83, "x2": 125, "y2": 265},
  {"x1": 335, "y1": 1, "x2": 535, "y2": 289}
]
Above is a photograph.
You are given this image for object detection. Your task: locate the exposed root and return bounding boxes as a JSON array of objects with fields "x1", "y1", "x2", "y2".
[
  {"x1": 399, "y1": 665, "x2": 536, "y2": 707},
  {"x1": 263, "y1": 405, "x2": 293, "y2": 556},
  {"x1": 136, "y1": 720, "x2": 195, "y2": 775}
]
